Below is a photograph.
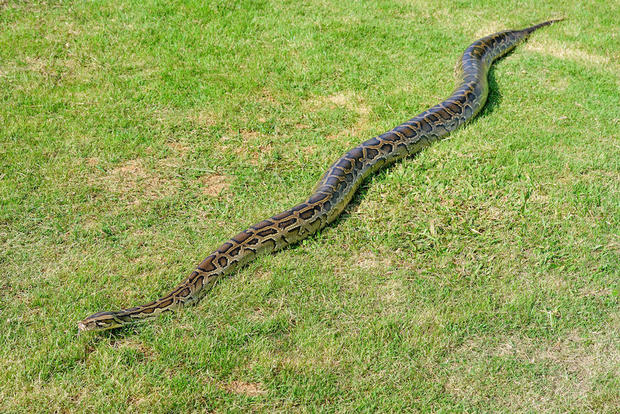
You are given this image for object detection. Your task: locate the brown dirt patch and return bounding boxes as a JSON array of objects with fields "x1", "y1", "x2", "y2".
[
  {"x1": 225, "y1": 381, "x2": 266, "y2": 396},
  {"x1": 85, "y1": 157, "x2": 99, "y2": 166},
  {"x1": 200, "y1": 174, "x2": 230, "y2": 196},
  {"x1": 102, "y1": 159, "x2": 174, "y2": 202}
]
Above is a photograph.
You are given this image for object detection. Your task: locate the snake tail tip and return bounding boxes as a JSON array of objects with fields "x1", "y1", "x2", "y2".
[
  {"x1": 541, "y1": 17, "x2": 566, "y2": 27},
  {"x1": 522, "y1": 18, "x2": 564, "y2": 36}
]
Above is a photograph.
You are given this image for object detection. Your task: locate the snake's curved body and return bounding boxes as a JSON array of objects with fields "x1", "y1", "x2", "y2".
[{"x1": 79, "y1": 20, "x2": 561, "y2": 331}]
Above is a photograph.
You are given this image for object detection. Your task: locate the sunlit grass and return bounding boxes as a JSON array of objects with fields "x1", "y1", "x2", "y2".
[{"x1": 1, "y1": 0, "x2": 618, "y2": 412}]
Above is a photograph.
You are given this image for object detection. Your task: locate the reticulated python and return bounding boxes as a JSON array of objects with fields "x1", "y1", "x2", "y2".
[{"x1": 79, "y1": 20, "x2": 561, "y2": 331}]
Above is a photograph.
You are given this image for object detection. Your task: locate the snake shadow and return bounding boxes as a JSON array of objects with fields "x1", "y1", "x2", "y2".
[
  {"x1": 475, "y1": 42, "x2": 528, "y2": 120},
  {"x1": 477, "y1": 65, "x2": 503, "y2": 119}
]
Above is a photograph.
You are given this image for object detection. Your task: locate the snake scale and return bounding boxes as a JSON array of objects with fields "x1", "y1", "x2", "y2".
[{"x1": 78, "y1": 19, "x2": 561, "y2": 331}]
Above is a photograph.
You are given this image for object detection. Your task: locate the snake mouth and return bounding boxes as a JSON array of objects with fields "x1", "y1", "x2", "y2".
[
  {"x1": 77, "y1": 320, "x2": 90, "y2": 332},
  {"x1": 77, "y1": 311, "x2": 122, "y2": 332},
  {"x1": 80, "y1": 308, "x2": 149, "y2": 332},
  {"x1": 77, "y1": 319, "x2": 117, "y2": 332}
]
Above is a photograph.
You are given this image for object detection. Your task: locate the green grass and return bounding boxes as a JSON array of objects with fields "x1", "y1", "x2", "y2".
[{"x1": 1, "y1": 0, "x2": 618, "y2": 412}]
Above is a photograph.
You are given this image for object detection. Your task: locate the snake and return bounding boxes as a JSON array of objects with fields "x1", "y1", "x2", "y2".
[{"x1": 78, "y1": 19, "x2": 562, "y2": 331}]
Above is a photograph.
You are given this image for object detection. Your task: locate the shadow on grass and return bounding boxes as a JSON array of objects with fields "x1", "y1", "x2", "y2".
[
  {"x1": 476, "y1": 44, "x2": 526, "y2": 120},
  {"x1": 478, "y1": 66, "x2": 502, "y2": 119}
]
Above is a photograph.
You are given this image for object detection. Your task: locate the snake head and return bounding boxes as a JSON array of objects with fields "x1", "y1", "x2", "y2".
[{"x1": 77, "y1": 311, "x2": 124, "y2": 332}]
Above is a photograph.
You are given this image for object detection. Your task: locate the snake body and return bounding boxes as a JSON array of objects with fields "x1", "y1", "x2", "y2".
[{"x1": 79, "y1": 20, "x2": 561, "y2": 331}]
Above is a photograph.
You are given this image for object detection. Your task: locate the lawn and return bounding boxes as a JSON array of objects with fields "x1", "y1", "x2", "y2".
[{"x1": 1, "y1": 0, "x2": 618, "y2": 412}]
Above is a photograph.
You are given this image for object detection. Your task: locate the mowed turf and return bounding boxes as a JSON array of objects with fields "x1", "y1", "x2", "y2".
[{"x1": 1, "y1": 0, "x2": 618, "y2": 412}]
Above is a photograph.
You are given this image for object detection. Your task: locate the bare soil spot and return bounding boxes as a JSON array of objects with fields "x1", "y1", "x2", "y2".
[
  {"x1": 102, "y1": 159, "x2": 174, "y2": 202},
  {"x1": 225, "y1": 381, "x2": 266, "y2": 396},
  {"x1": 113, "y1": 159, "x2": 146, "y2": 176},
  {"x1": 258, "y1": 88, "x2": 278, "y2": 104},
  {"x1": 200, "y1": 174, "x2": 230, "y2": 196},
  {"x1": 85, "y1": 157, "x2": 99, "y2": 166}
]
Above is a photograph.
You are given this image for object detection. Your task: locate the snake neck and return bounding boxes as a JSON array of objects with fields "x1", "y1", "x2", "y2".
[{"x1": 78, "y1": 19, "x2": 562, "y2": 332}]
